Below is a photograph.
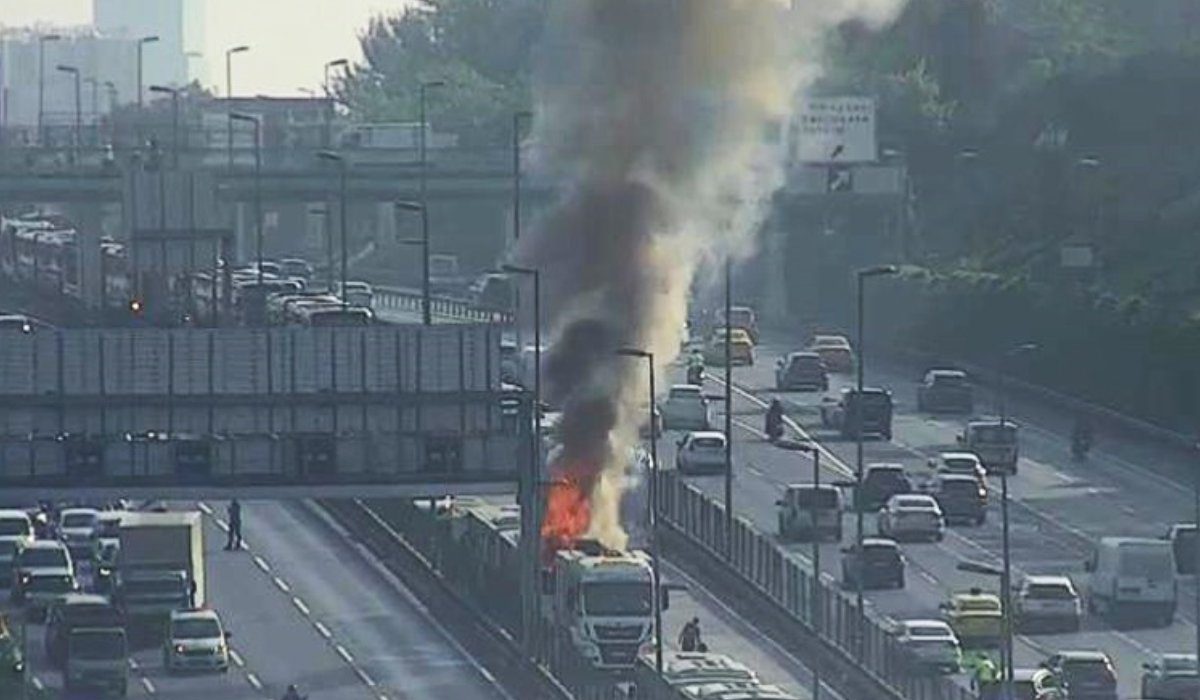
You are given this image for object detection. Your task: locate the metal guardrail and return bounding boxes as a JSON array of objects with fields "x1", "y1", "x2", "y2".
[
  {"x1": 374, "y1": 285, "x2": 515, "y2": 325},
  {"x1": 655, "y1": 469, "x2": 977, "y2": 700}
]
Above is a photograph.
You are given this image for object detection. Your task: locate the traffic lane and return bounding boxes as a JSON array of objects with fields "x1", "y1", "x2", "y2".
[
  {"x1": 199, "y1": 505, "x2": 374, "y2": 700},
  {"x1": 237, "y1": 500, "x2": 507, "y2": 700}
]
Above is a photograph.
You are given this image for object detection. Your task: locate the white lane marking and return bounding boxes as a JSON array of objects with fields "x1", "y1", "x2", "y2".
[
  {"x1": 293, "y1": 596, "x2": 311, "y2": 616},
  {"x1": 273, "y1": 576, "x2": 290, "y2": 593},
  {"x1": 253, "y1": 555, "x2": 270, "y2": 573},
  {"x1": 128, "y1": 657, "x2": 139, "y2": 670},
  {"x1": 197, "y1": 501, "x2": 213, "y2": 515},
  {"x1": 31, "y1": 676, "x2": 44, "y2": 691},
  {"x1": 247, "y1": 672, "x2": 263, "y2": 690},
  {"x1": 1115, "y1": 629, "x2": 1157, "y2": 656},
  {"x1": 229, "y1": 649, "x2": 245, "y2": 667},
  {"x1": 214, "y1": 519, "x2": 229, "y2": 533},
  {"x1": 141, "y1": 677, "x2": 157, "y2": 694},
  {"x1": 747, "y1": 465, "x2": 765, "y2": 478},
  {"x1": 336, "y1": 644, "x2": 354, "y2": 664},
  {"x1": 356, "y1": 667, "x2": 378, "y2": 687},
  {"x1": 314, "y1": 620, "x2": 333, "y2": 639},
  {"x1": 918, "y1": 570, "x2": 939, "y2": 586}
]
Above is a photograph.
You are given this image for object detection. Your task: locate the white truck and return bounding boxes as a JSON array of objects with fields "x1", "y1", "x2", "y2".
[
  {"x1": 115, "y1": 512, "x2": 204, "y2": 622},
  {"x1": 1086, "y1": 536, "x2": 1177, "y2": 627},
  {"x1": 549, "y1": 541, "x2": 656, "y2": 670}
]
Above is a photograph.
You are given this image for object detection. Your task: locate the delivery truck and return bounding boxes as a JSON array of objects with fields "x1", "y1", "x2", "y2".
[{"x1": 115, "y1": 511, "x2": 204, "y2": 623}]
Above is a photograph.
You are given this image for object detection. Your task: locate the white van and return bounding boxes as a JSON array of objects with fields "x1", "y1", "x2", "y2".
[{"x1": 1085, "y1": 537, "x2": 1177, "y2": 626}]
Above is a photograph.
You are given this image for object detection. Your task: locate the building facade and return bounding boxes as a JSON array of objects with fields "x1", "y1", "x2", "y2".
[{"x1": 93, "y1": 0, "x2": 206, "y2": 97}]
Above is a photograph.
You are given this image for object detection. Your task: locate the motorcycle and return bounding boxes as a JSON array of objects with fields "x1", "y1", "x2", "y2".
[
  {"x1": 765, "y1": 411, "x2": 784, "y2": 443},
  {"x1": 686, "y1": 364, "x2": 704, "y2": 385}
]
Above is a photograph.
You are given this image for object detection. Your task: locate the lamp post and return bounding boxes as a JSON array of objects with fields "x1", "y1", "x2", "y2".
[
  {"x1": 616, "y1": 347, "x2": 663, "y2": 674},
  {"x1": 231, "y1": 113, "x2": 263, "y2": 287},
  {"x1": 225, "y1": 45, "x2": 250, "y2": 171},
  {"x1": 512, "y1": 110, "x2": 532, "y2": 241},
  {"x1": 83, "y1": 77, "x2": 98, "y2": 145},
  {"x1": 724, "y1": 258, "x2": 734, "y2": 555},
  {"x1": 136, "y1": 36, "x2": 160, "y2": 109},
  {"x1": 418, "y1": 80, "x2": 445, "y2": 326},
  {"x1": 37, "y1": 33, "x2": 61, "y2": 146},
  {"x1": 308, "y1": 204, "x2": 333, "y2": 292},
  {"x1": 317, "y1": 150, "x2": 348, "y2": 309},
  {"x1": 853, "y1": 264, "x2": 898, "y2": 633},
  {"x1": 395, "y1": 199, "x2": 433, "y2": 324},
  {"x1": 996, "y1": 341, "x2": 1037, "y2": 697},
  {"x1": 776, "y1": 439, "x2": 822, "y2": 700},
  {"x1": 148, "y1": 85, "x2": 179, "y2": 168},
  {"x1": 323, "y1": 58, "x2": 348, "y2": 147},
  {"x1": 55, "y1": 65, "x2": 81, "y2": 160}
]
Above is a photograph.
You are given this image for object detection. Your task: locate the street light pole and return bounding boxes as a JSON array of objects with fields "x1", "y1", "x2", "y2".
[
  {"x1": 323, "y1": 58, "x2": 348, "y2": 148},
  {"x1": 136, "y1": 36, "x2": 160, "y2": 110},
  {"x1": 56, "y1": 65, "x2": 81, "y2": 161},
  {"x1": 37, "y1": 34, "x2": 61, "y2": 146},
  {"x1": 419, "y1": 80, "x2": 445, "y2": 326},
  {"x1": 777, "y1": 440, "x2": 823, "y2": 700},
  {"x1": 724, "y1": 258, "x2": 734, "y2": 555},
  {"x1": 232, "y1": 113, "x2": 263, "y2": 287},
  {"x1": 308, "y1": 204, "x2": 332, "y2": 293},
  {"x1": 149, "y1": 85, "x2": 179, "y2": 168},
  {"x1": 225, "y1": 45, "x2": 250, "y2": 171},
  {"x1": 84, "y1": 77, "x2": 98, "y2": 145},
  {"x1": 317, "y1": 150, "x2": 348, "y2": 309},
  {"x1": 853, "y1": 264, "x2": 898, "y2": 640},
  {"x1": 512, "y1": 111, "x2": 532, "y2": 241},
  {"x1": 617, "y1": 347, "x2": 662, "y2": 674}
]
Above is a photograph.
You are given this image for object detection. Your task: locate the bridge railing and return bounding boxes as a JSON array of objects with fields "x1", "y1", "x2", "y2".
[
  {"x1": 656, "y1": 468, "x2": 978, "y2": 700},
  {"x1": 374, "y1": 285, "x2": 515, "y2": 325}
]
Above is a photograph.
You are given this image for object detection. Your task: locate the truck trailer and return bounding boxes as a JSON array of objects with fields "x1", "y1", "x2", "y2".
[{"x1": 115, "y1": 511, "x2": 204, "y2": 623}]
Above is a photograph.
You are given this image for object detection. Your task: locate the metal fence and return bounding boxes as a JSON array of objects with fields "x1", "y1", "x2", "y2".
[
  {"x1": 374, "y1": 285, "x2": 514, "y2": 325},
  {"x1": 655, "y1": 469, "x2": 978, "y2": 700}
]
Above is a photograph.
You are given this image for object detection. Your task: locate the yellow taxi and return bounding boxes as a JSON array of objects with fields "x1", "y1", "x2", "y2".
[
  {"x1": 705, "y1": 328, "x2": 755, "y2": 366},
  {"x1": 939, "y1": 589, "x2": 1003, "y2": 647}
]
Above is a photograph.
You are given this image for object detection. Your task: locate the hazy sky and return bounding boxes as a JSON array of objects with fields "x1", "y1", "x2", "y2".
[{"x1": 0, "y1": 0, "x2": 410, "y2": 95}]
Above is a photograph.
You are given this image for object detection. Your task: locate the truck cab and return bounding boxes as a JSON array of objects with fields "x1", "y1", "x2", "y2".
[{"x1": 552, "y1": 543, "x2": 656, "y2": 670}]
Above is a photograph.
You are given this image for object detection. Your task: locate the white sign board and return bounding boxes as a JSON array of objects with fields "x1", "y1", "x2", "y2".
[{"x1": 795, "y1": 97, "x2": 876, "y2": 164}]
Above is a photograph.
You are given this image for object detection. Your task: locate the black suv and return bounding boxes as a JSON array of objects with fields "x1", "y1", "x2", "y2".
[
  {"x1": 841, "y1": 538, "x2": 905, "y2": 589},
  {"x1": 857, "y1": 464, "x2": 912, "y2": 512},
  {"x1": 932, "y1": 474, "x2": 987, "y2": 526},
  {"x1": 917, "y1": 369, "x2": 974, "y2": 413}
]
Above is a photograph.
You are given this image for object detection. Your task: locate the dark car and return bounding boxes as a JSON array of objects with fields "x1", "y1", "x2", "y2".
[
  {"x1": 1042, "y1": 651, "x2": 1118, "y2": 700},
  {"x1": 857, "y1": 464, "x2": 913, "y2": 512},
  {"x1": 980, "y1": 668, "x2": 1063, "y2": 700},
  {"x1": 932, "y1": 474, "x2": 987, "y2": 526},
  {"x1": 917, "y1": 369, "x2": 974, "y2": 414},
  {"x1": 820, "y1": 388, "x2": 894, "y2": 440},
  {"x1": 775, "y1": 352, "x2": 829, "y2": 391},
  {"x1": 841, "y1": 538, "x2": 905, "y2": 589},
  {"x1": 1141, "y1": 653, "x2": 1199, "y2": 700},
  {"x1": 44, "y1": 593, "x2": 122, "y2": 668},
  {"x1": 1166, "y1": 523, "x2": 1197, "y2": 575}
]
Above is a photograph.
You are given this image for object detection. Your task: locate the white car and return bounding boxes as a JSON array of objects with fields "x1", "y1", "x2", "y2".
[
  {"x1": 661, "y1": 384, "x2": 712, "y2": 431},
  {"x1": 0, "y1": 509, "x2": 34, "y2": 585},
  {"x1": 932, "y1": 452, "x2": 987, "y2": 482},
  {"x1": 894, "y1": 619, "x2": 961, "y2": 674},
  {"x1": 1016, "y1": 575, "x2": 1082, "y2": 632},
  {"x1": 164, "y1": 608, "x2": 231, "y2": 673},
  {"x1": 675, "y1": 432, "x2": 728, "y2": 474},
  {"x1": 338, "y1": 281, "x2": 374, "y2": 309},
  {"x1": 877, "y1": 494, "x2": 945, "y2": 542},
  {"x1": 57, "y1": 508, "x2": 99, "y2": 558}
]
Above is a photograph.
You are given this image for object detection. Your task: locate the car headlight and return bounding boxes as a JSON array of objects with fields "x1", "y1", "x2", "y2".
[
  {"x1": 175, "y1": 644, "x2": 186, "y2": 654},
  {"x1": 12, "y1": 661, "x2": 23, "y2": 673}
]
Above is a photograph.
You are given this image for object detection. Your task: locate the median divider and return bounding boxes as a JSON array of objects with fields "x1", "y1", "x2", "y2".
[{"x1": 655, "y1": 469, "x2": 977, "y2": 700}]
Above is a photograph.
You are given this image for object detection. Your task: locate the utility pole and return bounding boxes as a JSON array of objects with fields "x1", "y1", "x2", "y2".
[{"x1": 225, "y1": 45, "x2": 249, "y2": 171}]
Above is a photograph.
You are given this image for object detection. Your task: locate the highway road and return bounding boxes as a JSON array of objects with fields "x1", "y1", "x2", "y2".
[{"x1": 658, "y1": 327, "x2": 1200, "y2": 700}]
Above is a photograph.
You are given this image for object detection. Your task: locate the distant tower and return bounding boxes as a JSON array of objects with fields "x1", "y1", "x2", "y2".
[{"x1": 93, "y1": 0, "x2": 206, "y2": 88}]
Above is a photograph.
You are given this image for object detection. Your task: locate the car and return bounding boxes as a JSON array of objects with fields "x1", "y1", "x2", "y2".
[
  {"x1": 775, "y1": 352, "x2": 828, "y2": 391},
  {"x1": 1085, "y1": 537, "x2": 1176, "y2": 627},
  {"x1": 661, "y1": 385, "x2": 712, "y2": 430},
  {"x1": 1141, "y1": 653, "x2": 1199, "y2": 700},
  {"x1": 57, "y1": 507, "x2": 99, "y2": 559},
  {"x1": 894, "y1": 619, "x2": 961, "y2": 674},
  {"x1": 777, "y1": 484, "x2": 843, "y2": 542},
  {"x1": 279, "y1": 258, "x2": 313, "y2": 281},
  {"x1": 877, "y1": 494, "x2": 945, "y2": 542},
  {"x1": 719, "y1": 306, "x2": 760, "y2": 343},
  {"x1": 0, "y1": 510, "x2": 34, "y2": 587},
  {"x1": 840, "y1": 538, "x2": 905, "y2": 589},
  {"x1": 675, "y1": 432, "x2": 728, "y2": 475},
  {"x1": 856, "y1": 464, "x2": 913, "y2": 512},
  {"x1": 1015, "y1": 575, "x2": 1082, "y2": 632},
  {"x1": 1165, "y1": 523, "x2": 1197, "y2": 575},
  {"x1": 92, "y1": 541, "x2": 120, "y2": 596},
  {"x1": 959, "y1": 420, "x2": 1019, "y2": 474},
  {"x1": 44, "y1": 593, "x2": 122, "y2": 668},
  {"x1": 931, "y1": 452, "x2": 988, "y2": 488},
  {"x1": 1041, "y1": 650, "x2": 1118, "y2": 700},
  {"x1": 820, "y1": 388, "x2": 893, "y2": 440},
  {"x1": 939, "y1": 589, "x2": 1002, "y2": 647},
  {"x1": 15, "y1": 571, "x2": 79, "y2": 620},
  {"x1": 658, "y1": 650, "x2": 760, "y2": 686},
  {"x1": 916, "y1": 369, "x2": 974, "y2": 413},
  {"x1": 337, "y1": 281, "x2": 374, "y2": 309},
  {"x1": 0, "y1": 616, "x2": 24, "y2": 689},
  {"x1": 704, "y1": 328, "x2": 755, "y2": 366},
  {"x1": 979, "y1": 668, "x2": 1064, "y2": 700},
  {"x1": 807, "y1": 334, "x2": 853, "y2": 373},
  {"x1": 163, "y1": 608, "x2": 231, "y2": 673},
  {"x1": 93, "y1": 511, "x2": 123, "y2": 557},
  {"x1": 12, "y1": 540, "x2": 73, "y2": 587},
  {"x1": 930, "y1": 473, "x2": 987, "y2": 525}
]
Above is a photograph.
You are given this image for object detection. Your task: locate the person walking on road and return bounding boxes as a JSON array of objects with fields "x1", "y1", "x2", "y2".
[
  {"x1": 678, "y1": 617, "x2": 702, "y2": 652},
  {"x1": 225, "y1": 499, "x2": 243, "y2": 551}
]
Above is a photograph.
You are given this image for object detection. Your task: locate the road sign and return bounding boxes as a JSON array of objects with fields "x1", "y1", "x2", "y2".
[{"x1": 797, "y1": 97, "x2": 876, "y2": 163}]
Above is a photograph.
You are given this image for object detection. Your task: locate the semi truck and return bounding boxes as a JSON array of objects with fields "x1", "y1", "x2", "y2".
[{"x1": 115, "y1": 512, "x2": 204, "y2": 623}]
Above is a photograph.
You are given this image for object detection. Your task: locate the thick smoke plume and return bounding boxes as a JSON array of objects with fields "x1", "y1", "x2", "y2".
[{"x1": 519, "y1": 0, "x2": 905, "y2": 551}]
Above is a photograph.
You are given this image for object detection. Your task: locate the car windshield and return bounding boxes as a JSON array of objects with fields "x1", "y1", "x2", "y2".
[
  {"x1": 582, "y1": 582, "x2": 652, "y2": 616},
  {"x1": 789, "y1": 356, "x2": 821, "y2": 369},
  {"x1": 794, "y1": 489, "x2": 838, "y2": 509},
  {"x1": 693, "y1": 437, "x2": 724, "y2": 449},
  {"x1": 1026, "y1": 582, "x2": 1074, "y2": 599},
  {"x1": 1163, "y1": 657, "x2": 1199, "y2": 674},
  {"x1": 61, "y1": 513, "x2": 96, "y2": 528},
  {"x1": 941, "y1": 481, "x2": 977, "y2": 495},
  {"x1": 63, "y1": 605, "x2": 121, "y2": 628},
  {"x1": 173, "y1": 618, "x2": 222, "y2": 639},
  {"x1": 28, "y1": 574, "x2": 73, "y2": 592},
  {"x1": 1064, "y1": 660, "x2": 1113, "y2": 685},
  {"x1": 20, "y1": 548, "x2": 67, "y2": 568},
  {"x1": 942, "y1": 458, "x2": 978, "y2": 472},
  {"x1": 895, "y1": 497, "x2": 931, "y2": 509},
  {"x1": 959, "y1": 598, "x2": 999, "y2": 612},
  {"x1": 932, "y1": 374, "x2": 965, "y2": 386},
  {"x1": 812, "y1": 336, "x2": 847, "y2": 348},
  {"x1": 907, "y1": 625, "x2": 948, "y2": 638},
  {"x1": 669, "y1": 388, "x2": 701, "y2": 400},
  {"x1": 0, "y1": 519, "x2": 29, "y2": 537},
  {"x1": 862, "y1": 544, "x2": 897, "y2": 560},
  {"x1": 70, "y1": 632, "x2": 126, "y2": 660},
  {"x1": 1119, "y1": 546, "x2": 1174, "y2": 581}
]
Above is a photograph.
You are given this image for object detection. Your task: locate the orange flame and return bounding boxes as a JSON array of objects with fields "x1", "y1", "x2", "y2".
[{"x1": 541, "y1": 470, "x2": 592, "y2": 563}]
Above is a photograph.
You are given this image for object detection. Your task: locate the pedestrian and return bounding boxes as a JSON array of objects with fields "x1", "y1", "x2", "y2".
[
  {"x1": 187, "y1": 577, "x2": 197, "y2": 608},
  {"x1": 678, "y1": 617, "x2": 702, "y2": 652},
  {"x1": 225, "y1": 499, "x2": 242, "y2": 550}
]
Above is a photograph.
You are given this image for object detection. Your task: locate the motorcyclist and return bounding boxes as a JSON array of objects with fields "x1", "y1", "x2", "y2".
[
  {"x1": 281, "y1": 684, "x2": 305, "y2": 700},
  {"x1": 1071, "y1": 415, "x2": 1093, "y2": 457},
  {"x1": 765, "y1": 399, "x2": 784, "y2": 441},
  {"x1": 686, "y1": 350, "x2": 705, "y2": 384}
]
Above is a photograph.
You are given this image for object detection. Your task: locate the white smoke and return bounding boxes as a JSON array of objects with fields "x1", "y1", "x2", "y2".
[{"x1": 518, "y1": 0, "x2": 906, "y2": 549}]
